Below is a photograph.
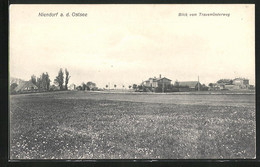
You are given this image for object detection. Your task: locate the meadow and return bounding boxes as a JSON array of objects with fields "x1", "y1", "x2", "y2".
[{"x1": 10, "y1": 91, "x2": 255, "y2": 159}]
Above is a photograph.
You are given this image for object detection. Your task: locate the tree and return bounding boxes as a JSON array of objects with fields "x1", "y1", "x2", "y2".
[
  {"x1": 138, "y1": 85, "x2": 143, "y2": 90},
  {"x1": 49, "y1": 85, "x2": 58, "y2": 91},
  {"x1": 201, "y1": 84, "x2": 209, "y2": 91},
  {"x1": 43, "y1": 72, "x2": 51, "y2": 91},
  {"x1": 36, "y1": 77, "x2": 42, "y2": 90},
  {"x1": 54, "y1": 68, "x2": 64, "y2": 90},
  {"x1": 45, "y1": 73, "x2": 51, "y2": 91},
  {"x1": 217, "y1": 79, "x2": 232, "y2": 85},
  {"x1": 208, "y1": 83, "x2": 213, "y2": 87},
  {"x1": 114, "y1": 84, "x2": 117, "y2": 89},
  {"x1": 30, "y1": 75, "x2": 37, "y2": 85},
  {"x1": 86, "y1": 81, "x2": 96, "y2": 90},
  {"x1": 65, "y1": 68, "x2": 70, "y2": 90},
  {"x1": 129, "y1": 85, "x2": 132, "y2": 89},
  {"x1": 76, "y1": 85, "x2": 83, "y2": 91},
  {"x1": 10, "y1": 83, "x2": 18, "y2": 94},
  {"x1": 106, "y1": 85, "x2": 108, "y2": 89},
  {"x1": 82, "y1": 82, "x2": 87, "y2": 90},
  {"x1": 132, "y1": 84, "x2": 137, "y2": 90},
  {"x1": 36, "y1": 73, "x2": 51, "y2": 91},
  {"x1": 87, "y1": 81, "x2": 96, "y2": 88}
]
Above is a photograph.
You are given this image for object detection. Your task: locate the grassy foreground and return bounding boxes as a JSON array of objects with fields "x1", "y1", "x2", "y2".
[{"x1": 10, "y1": 91, "x2": 255, "y2": 159}]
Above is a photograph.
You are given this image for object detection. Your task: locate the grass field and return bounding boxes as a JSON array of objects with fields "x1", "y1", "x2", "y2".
[{"x1": 10, "y1": 91, "x2": 255, "y2": 159}]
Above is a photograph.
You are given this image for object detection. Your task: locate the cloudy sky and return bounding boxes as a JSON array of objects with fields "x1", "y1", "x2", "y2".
[{"x1": 10, "y1": 4, "x2": 255, "y2": 88}]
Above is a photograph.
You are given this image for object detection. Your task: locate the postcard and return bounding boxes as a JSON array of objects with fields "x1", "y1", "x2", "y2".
[{"x1": 9, "y1": 4, "x2": 255, "y2": 159}]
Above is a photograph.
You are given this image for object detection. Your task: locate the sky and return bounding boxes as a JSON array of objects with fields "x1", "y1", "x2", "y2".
[{"x1": 10, "y1": 4, "x2": 255, "y2": 88}]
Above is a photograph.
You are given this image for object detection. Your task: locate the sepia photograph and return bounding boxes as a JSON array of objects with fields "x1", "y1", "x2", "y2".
[{"x1": 9, "y1": 4, "x2": 255, "y2": 159}]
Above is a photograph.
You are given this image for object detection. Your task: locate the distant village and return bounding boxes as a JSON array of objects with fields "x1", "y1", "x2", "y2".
[
  {"x1": 10, "y1": 72, "x2": 255, "y2": 94},
  {"x1": 138, "y1": 74, "x2": 254, "y2": 93}
]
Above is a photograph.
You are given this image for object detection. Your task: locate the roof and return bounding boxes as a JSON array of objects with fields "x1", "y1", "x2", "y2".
[
  {"x1": 157, "y1": 77, "x2": 172, "y2": 81},
  {"x1": 225, "y1": 84, "x2": 235, "y2": 87},
  {"x1": 177, "y1": 81, "x2": 200, "y2": 88},
  {"x1": 14, "y1": 81, "x2": 38, "y2": 92},
  {"x1": 218, "y1": 83, "x2": 226, "y2": 86},
  {"x1": 233, "y1": 78, "x2": 249, "y2": 81},
  {"x1": 145, "y1": 77, "x2": 172, "y2": 82}
]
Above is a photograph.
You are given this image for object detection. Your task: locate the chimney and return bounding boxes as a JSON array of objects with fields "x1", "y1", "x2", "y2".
[{"x1": 159, "y1": 74, "x2": 161, "y2": 78}]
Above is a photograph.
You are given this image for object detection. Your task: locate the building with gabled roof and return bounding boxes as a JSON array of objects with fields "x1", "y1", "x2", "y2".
[
  {"x1": 174, "y1": 81, "x2": 202, "y2": 91},
  {"x1": 142, "y1": 74, "x2": 172, "y2": 88},
  {"x1": 232, "y1": 78, "x2": 249, "y2": 89},
  {"x1": 214, "y1": 78, "x2": 250, "y2": 90},
  {"x1": 14, "y1": 81, "x2": 38, "y2": 93}
]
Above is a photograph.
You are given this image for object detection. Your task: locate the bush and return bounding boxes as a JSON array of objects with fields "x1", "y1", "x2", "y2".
[{"x1": 10, "y1": 83, "x2": 18, "y2": 94}]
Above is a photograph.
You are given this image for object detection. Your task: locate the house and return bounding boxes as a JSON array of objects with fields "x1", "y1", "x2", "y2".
[
  {"x1": 142, "y1": 74, "x2": 172, "y2": 88},
  {"x1": 14, "y1": 81, "x2": 38, "y2": 93},
  {"x1": 224, "y1": 84, "x2": 233, "y2": 90},
  {"x1": 68, "y1": 84, "x2": 76, "y2": 90},
  {"x1": 224, "y1": 84, "x2": 240, "y2": 90},
  {"x1": 215, "y1": 78, "x2": 250, "y2": 90},
  {"x1": 174, "y1": 81, "x2": 202, "y2": 92},
  {"x1": 218, "y1": 83, "x2": 226, "y2": 90},
  {"x1": 209, "y1": 77, "x2": 251, "y2": 91},
  {"x1": 208, "y1": 83, "x2": 220, "y2": 91},
  {"x1": 50, "y1": 85, "x2": 60, "y2": 91},
  {"x1": 232, "y1": 78, "x2": 249, "y2": 89}
]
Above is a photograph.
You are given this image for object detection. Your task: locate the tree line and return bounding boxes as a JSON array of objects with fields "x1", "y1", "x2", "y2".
[
  {"x1": 32, "y1": 68, "x2": 70, "y2": 91},
  {"x1": 10, "y1": 68, "x2": 71, "y2": 94},
  {"x1": 53, "y1": 68, "x2": 70, "y2": 90},
  {"x1": 76, "y1": 81, "x2": 97, "y2": 91}
]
